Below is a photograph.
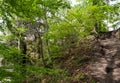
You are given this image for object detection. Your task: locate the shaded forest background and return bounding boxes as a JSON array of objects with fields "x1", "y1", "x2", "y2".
[{"x1": 0, "y1": 0, "x2": 120, "y2": 83}]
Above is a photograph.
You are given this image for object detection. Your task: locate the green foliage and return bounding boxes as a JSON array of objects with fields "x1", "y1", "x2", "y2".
[
  {"x1": 0, "y1": 0, "x2": 120, "y2": 82},
  {"x1": 0, "y1": 44, "x2": 18, "y2": 56}
]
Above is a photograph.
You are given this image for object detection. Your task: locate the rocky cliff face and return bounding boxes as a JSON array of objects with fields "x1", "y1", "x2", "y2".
[{"x1": 87, "y1": 28, "x2": 120, "y2": 83}]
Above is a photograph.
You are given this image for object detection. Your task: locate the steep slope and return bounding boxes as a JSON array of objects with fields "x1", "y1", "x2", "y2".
[
  {"x1": 60, "y1": 28, "x2": 120, "y2": 83},
  {"x1": 87, "y1": 28, "x2": 120, "y2": 83}
]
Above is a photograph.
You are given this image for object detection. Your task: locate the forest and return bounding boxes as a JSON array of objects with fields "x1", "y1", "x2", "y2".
[{"x1": 0, "y1": 0, "x2": 120, "y2": 83}]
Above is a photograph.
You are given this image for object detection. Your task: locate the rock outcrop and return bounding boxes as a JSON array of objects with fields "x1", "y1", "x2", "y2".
[{"x1": 88, "y1": 28, "x2": 120, "y2": 83}]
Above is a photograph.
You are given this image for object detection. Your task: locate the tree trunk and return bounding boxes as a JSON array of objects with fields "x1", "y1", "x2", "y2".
[
  {"x1": 37, "y1": 35, "x2": 46, "y2": 66},
  {"x1": 20, "y1": 38, "x2": 27, "y2": 65}
]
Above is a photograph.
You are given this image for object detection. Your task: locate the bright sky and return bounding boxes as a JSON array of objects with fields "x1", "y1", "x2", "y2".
[{"x1": 70, "y1": 0, "x2": 78, "y2": 6}]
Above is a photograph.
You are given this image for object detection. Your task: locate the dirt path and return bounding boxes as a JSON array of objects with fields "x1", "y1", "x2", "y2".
[{"x1": 88, "y1": 38, "x2": 120, "y2": 83}]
